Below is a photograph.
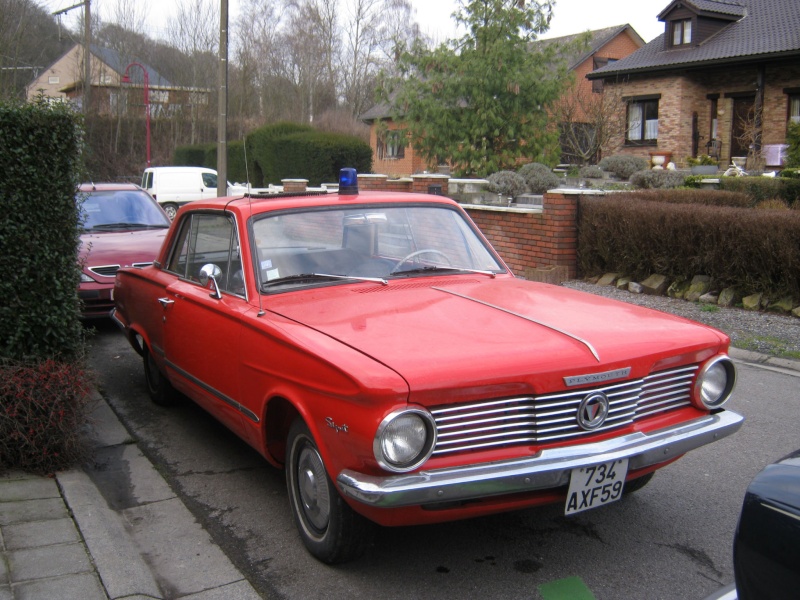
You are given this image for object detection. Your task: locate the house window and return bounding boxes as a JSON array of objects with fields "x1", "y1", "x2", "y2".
[
  {"x1": 672, "y1": 19, "x2": 692, "y2": 45},
  {"x1": 626, "y1": 98, "x2": 659, "y2": 144},
  {"x1": 591, "y1": 57, "x2": 617, "y2": 93},
  {"x1": 710, "y1": 98, "x2": 719, "y2": 140},
  {"x1": 790, "y1": 94, "x2": 800, "y2": 124},
  {"x1": 379, "y1": 130, "x2": 406, "y2": 160}
]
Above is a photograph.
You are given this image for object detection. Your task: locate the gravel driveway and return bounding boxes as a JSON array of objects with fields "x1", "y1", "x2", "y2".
[{"x1": 563, "y1": 280, "x2": 800, "y2": 361}]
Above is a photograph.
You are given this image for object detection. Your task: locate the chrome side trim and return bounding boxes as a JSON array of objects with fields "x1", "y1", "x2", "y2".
[
  {"x1": 164, "y1": 359, "x2": 260, "y2": 423},
  {"x1": 337, "y1": 409, "x2": 744, "y2": 508},
  {"x1": 432, "y1": 287, "x2": 600, "y2": 361}
]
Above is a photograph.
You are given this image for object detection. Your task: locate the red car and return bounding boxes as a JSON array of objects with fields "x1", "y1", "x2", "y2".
[
  {"x1": 78, "y1": 183, "x2": 171, "y2": 318},
  {"x1": 113, "y1": 169, "x2": 743, "y2": 564}
]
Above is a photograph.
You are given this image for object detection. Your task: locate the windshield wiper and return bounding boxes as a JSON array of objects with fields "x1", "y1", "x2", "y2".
[
  {"x1": 88, "y1": 223, "x2": 168, "y2": 230},
  {"x1": 262, "y1": 272, "x2": 388, "y2": 289},
  {"x1": 391, "y1": 266, "x2": 497, "y2": 278}
]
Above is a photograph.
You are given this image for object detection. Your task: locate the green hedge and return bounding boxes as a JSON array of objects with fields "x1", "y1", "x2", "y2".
[
  {"x1": 0, "y1": 98, "x2": 90, "y2": 474},
  {"x1": 174, "y1": 122, "x2": 373, "y2": 187},
  {"x1": 0, "y1": 99, "x2": 85, "y2": 360},
  {"x1": 173, "y1": 143, "x2": 213, "y2": 167},
  {"x1": 578, "y1": 192, "x2": 800, "y2": 297},
  {"x1": 269, "y1": 131, "x2": 373, "y2": 186}
]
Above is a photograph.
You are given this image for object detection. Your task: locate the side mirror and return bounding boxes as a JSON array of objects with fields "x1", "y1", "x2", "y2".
[{"x1": 199, "y1": 264, "x2": 223, "y2": 299}]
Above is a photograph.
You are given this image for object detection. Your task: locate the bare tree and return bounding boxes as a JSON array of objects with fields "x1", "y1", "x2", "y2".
[
  {"x1": 167, "y1": 0, "x2": 218, "y2": 144},
  {"x1": 551, "y1": 83, "x2": 627, "y2": 165}
]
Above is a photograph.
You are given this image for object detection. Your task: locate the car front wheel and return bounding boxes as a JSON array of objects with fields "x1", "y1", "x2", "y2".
[{"x1": 286, "y1": 419, "x2": 374, "y2": 564}]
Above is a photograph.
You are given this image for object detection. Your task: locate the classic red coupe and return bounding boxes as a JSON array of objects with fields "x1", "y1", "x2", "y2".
[{"x1": 113, "y1": 169, "x2": 743, "y2": 563}]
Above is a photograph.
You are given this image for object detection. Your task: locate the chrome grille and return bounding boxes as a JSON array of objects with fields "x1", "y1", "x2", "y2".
[
  {"x1": 89, "y1": 262, "x2": 152, "y2": 278},
  {"x1": 430, "y1": 364, "x2": 698, "y2": 456}
]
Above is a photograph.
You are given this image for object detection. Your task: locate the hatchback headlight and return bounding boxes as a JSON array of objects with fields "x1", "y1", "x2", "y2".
[
  {"x1": 693, "y1": 356, "x2": 736, "y2": 409},
  {"x1": 374, "y1": 408, "x2": 436, "y2": 472},
  {"x1": 80, "y1": 272, "x2": 96, "y2": 283}
]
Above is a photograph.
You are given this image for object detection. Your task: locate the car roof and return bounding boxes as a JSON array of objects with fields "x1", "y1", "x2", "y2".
[
  {"x1": 190, "y1": 190, "x2": 462, "y2": 217},
  {"x1": 79, "y1": 182, "x2": 143, "y2": 192}
]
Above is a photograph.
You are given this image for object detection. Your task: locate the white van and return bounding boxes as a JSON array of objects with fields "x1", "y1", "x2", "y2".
[{"x1": 142, "y1": 167, "x2": 230, "y2": 220}]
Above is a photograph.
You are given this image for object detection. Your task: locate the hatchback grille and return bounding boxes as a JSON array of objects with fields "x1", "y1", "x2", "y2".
[
  {"x1": 430, "y1": 364, "x2": 698, "y2": 456},
  {"x1": 89, "y1": 262, "x2": 153, "y2": 278}
]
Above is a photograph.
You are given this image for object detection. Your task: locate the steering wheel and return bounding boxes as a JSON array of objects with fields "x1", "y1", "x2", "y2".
[{"x1": 391, "y1": 249, "x2": 452, "y2": 274}]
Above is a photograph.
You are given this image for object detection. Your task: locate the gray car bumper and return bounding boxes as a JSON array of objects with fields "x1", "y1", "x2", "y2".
[{"x1": 337, "y1": 409, "x2": 744, "y2": 508}]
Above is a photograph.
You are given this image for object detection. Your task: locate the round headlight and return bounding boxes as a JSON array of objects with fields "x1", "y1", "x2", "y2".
[
  {"x1": 374, "y1": 409, "x2": 436, "y2": 473},
  {"x1": 694, "y1": 356, "x2": 737, "y2": 409}
]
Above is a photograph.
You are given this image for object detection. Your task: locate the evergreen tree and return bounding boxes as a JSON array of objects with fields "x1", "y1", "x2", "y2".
[{"x1": 379, "y1": 0, "x2": 574, "y2": 176}]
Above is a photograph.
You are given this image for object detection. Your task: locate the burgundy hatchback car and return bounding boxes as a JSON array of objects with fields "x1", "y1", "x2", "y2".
[{"x1": 78, "y1": 183, "x2": 170, "y2": 318}]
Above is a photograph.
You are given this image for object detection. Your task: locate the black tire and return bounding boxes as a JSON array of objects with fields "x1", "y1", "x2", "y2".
[
  {"x1": 286, "y1": 419, "x2": 374, "y2": 564},
  {"x1": 623, "y1": 471, "x2": 655, "y2": 495},
  {"x1": 143, "y1": 346, "x2": 178, "y2": 406}
]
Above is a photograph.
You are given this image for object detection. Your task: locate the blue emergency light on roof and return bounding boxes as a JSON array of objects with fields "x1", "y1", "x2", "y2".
[{"x1": 339, "y1": 168, "x2": 359, "y2": 195}]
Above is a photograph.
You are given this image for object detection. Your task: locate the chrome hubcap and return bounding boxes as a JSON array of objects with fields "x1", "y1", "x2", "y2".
[{"x1": 297, "y1": 445, "x2": 330, "y2": 531}]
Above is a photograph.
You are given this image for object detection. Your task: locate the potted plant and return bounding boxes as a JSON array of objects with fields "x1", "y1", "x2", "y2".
[{"x1": 687, "y1": 154, "x2": 719, "y2": 175}]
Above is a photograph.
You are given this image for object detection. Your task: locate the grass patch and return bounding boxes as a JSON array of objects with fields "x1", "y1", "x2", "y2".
[
  {"x1": 699, "y1": 304, "x2": 720, "y2": 312},
  {"x1": 735, "y1": 335, "x2": 800, "y2": 360}
]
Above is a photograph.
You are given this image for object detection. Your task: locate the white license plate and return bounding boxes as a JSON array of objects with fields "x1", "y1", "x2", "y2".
[{"x1": 565, "y1": 459, "x2": 628, "y2": 515}]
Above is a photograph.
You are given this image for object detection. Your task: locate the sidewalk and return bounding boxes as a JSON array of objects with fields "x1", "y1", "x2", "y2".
[{"x1": 0, "y1": 392, "x2": 262, "y2": 600}]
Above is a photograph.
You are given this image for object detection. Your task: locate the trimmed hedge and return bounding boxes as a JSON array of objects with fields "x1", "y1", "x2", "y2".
[
  {"x1": 1, "y1": 98, "x2": 90, "y2": 474},
  {"x1": 174, "y1": 122, "x2": 373, "y2": 187},
  {"x1": 0, "y1": 99, "x2": 85, "y2": 360},
  {"x1": 578, "y1": 192, "x2": 800, "y2": 297},
  {"x1": 267, "y1": 130, "x2": 373, "y2": 186}
]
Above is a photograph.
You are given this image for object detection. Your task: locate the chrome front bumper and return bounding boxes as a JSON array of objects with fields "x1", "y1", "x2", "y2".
[{"x1": 337, "y1": 409, "x2": 744, "y2": 508}]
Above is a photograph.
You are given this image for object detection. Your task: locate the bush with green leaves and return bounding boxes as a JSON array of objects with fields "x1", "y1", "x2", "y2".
[
  {"x1": 0, "y1": 98, "x2": 90, "y2": 473},
  {"x1": 629, "y1": 169, "x2": 687, "y2": 189},
  {"x1": 599, "y1": 155, "x2": 650, "y2": 179},
  {"x1": 517, "y1": 162, "x2": 560, "y2": 193},
  {"x1": 487, "y1": 170, "x2": 528, "y2": 198},
  {"x1": 786, "y1": 121, "x2": 800, "y2": 168},
  {"x1": 579, "y1": 165, "x2": 604, "y2": 179}
]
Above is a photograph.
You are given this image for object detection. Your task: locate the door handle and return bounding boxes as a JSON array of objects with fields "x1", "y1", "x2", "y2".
[{"x1": 158, "y1": 297, "x2": 175, "y2": 308}]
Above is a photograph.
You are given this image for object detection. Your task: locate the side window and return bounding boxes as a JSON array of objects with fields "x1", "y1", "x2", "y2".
[
  {"x1": 165, "y1": 213, "x2": 244, "y2": 296},
  {"x1": 202, "y1": 173, "x2": 218, "y2": 188}
]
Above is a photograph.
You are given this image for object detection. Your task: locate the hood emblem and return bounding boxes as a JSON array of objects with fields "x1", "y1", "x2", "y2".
[{"x1": 577, "y1": 392, "x2": 610, "y2": 430}]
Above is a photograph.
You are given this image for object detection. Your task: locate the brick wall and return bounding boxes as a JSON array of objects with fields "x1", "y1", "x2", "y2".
[{"x1": 465, "y1": 192, "x2": 578, "y2": 279}]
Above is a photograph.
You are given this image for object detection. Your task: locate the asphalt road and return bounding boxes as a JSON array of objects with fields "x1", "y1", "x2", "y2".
[{"x1": 86, "y1": 320, "x2": 800, "y2": 600}]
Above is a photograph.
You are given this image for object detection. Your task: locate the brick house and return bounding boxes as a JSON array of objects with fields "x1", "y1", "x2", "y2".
[
  {"x1": 26, "y1": 44, "x2": 209, "y2": 118},
  {"x1": 360, "y1": 25, "x2": 644, "y2": 177},
  {"x1": 587, "y1": 0, "x2": 800, "y2": 169}
]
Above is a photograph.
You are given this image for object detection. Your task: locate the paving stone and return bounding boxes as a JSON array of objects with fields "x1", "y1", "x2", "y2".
[
  {"x1": 0, "y1": 478, "x2": 60, "y2": 503},
  {"x1": 14, "y1": 572, "x2": 107, "y2": 600},
  {"x1": 3, "y1": 518, "x2": 80, "y2": 550},
  {"x1": 0, "y1": 551, "x2": 7, "y2": 583},
  {"x1": 0, "y1": 584, "x2": 11, "y2": 600},
  {"x1": 8, "y1": 543, "x2": 92, "y2": 582},
  {"x1": 0, "y1": 499, "x2": 68, "y2": 526}
]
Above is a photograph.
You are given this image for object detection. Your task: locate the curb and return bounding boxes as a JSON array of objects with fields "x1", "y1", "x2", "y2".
[
  {"x1": 729, "y1": 347, "x2": 800, "y2": 374},
  {"x1": 60, "y1": 391, "x2": 262, "y2": 600}
]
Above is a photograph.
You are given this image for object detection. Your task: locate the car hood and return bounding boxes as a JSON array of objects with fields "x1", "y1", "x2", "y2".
[
  {"x1": 267, "y1": 277, "x2": 727, "y2": 395},
  {"x1": 80, "y1": 228, "x2": 168, "y2": 267}
]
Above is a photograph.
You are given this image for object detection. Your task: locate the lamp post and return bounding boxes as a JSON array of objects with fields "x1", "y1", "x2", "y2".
[{"x1": 121, "y1": 62, "x2": 151, "y2": 167}]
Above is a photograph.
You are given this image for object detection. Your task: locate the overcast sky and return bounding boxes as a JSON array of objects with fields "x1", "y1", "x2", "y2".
[{"x1": 45, "y1": 0, "x2": 666, "y2": 44}]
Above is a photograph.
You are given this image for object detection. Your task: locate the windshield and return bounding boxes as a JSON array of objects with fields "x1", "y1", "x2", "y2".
[
  {"x1": 252, "y1": 204, "x2": 505, "y2": 290},
  {"x1": 81, "y1": 190, "x2": 171, "y2": 231}
]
